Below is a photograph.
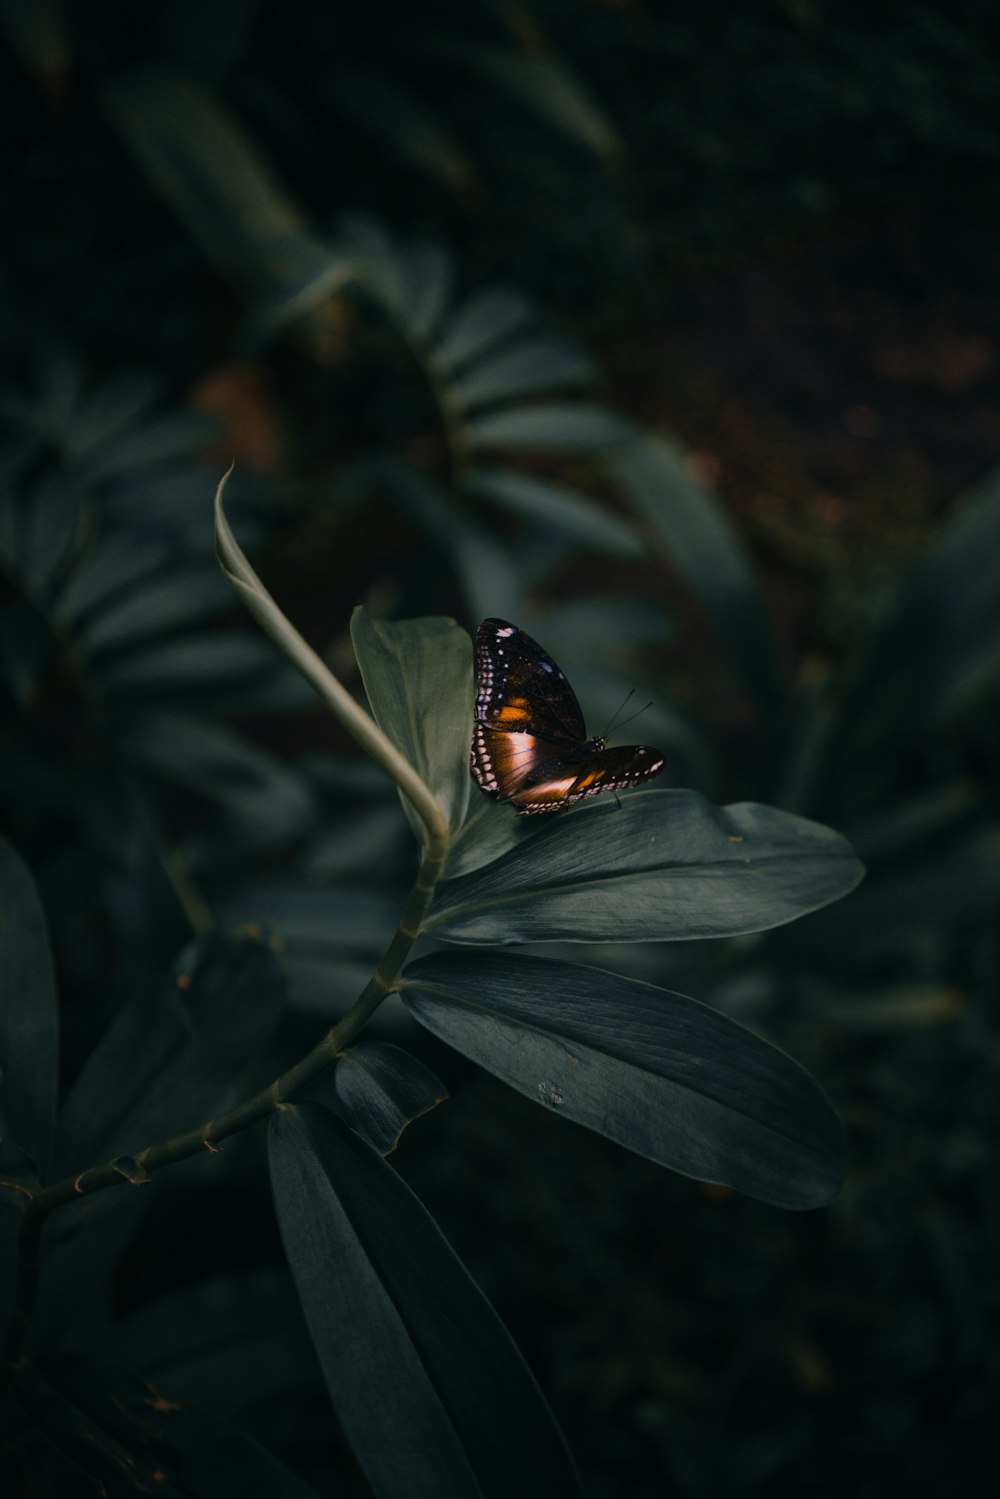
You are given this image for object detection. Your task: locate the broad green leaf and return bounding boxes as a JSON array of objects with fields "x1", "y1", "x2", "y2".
[
  {"x1": 334, "y1": 1040, "x2": 447, "y2": 1154},
  {"x1": 0, "y1": 838, "x2": 58, "y2": 1174},
  {"x1": 400, "y1": 952, "x2": 844, "y2": 1209},
  {"x1": 351, "y1": 607, "x2": 472, "y2": 834},
  {"x1": 452, "y1": 336, "x2": 596, "y2": 410},
  {"x1": 16, "y1": 1356, "x2": 319, "y2": 1499},
  {"x1": 429, "y1": 285, "x2": 536, "y2": 371},
  {"x1": 469, "y1": 466, "x2": 642, "y2": 557},
  {"x1": 466, "y1": 403, "x2": 634, "y2": 454},
  {"x1": 426, "y1": 791, "x2": 864, "y2": 944},
  {"x1": 445, "y1": 793, "x2": 534, "y2": 878},
  {"x1": 609, "y1": 432, "x2": 781, "y2": 708},
  {"x1": 269, "y1": 1103, "x2": 581, "y2": 1499}
]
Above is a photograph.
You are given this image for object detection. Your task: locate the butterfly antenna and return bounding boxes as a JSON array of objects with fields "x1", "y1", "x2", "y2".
[{"x1": 603, "y1": 690, "x2": 653, "y2": 740}]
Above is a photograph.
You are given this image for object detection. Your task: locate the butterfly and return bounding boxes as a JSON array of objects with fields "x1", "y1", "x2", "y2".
[{"x1": 471, "y1": 618, "x2": 666, "y2": 815}]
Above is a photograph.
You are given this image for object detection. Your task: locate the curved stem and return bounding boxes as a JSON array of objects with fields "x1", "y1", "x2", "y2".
[
  {"x1": 214, "y1": 470, "x2": 449, "y2": 849},
  {"x1": 2, "y1": 838, "x2": 448, "y2": 1373}
]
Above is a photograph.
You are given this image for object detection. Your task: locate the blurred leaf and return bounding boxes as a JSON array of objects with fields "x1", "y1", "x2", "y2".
[
  {"x1": 0, "y1": 602, "x2": 50, "y2": 705},
  {"x1": 452, "y1": 336, "x2": 596, "y2": 410},
  {"x1": 82, "y1": 571, "x2": 233, "y2": 657},
  {"x1": 401, "y1": 951, "x2": 845, "y2": 1209},
  {"x1": 0, "y1": 838, "x2": 58, "y2": 1175},
  {"x1": 54, "y1": 933, "x2": 284, "y2": 1175},
  {"x1": 62, "y1": 367, "x2": 162, "y2": 461},
  {"x1": 16, "y1": 1356, "x2": 319, "y2": 1499},
  {"x1": 107, "y1": 1269, "x2": 312, "y2": 1418},
  {"x1": 0, "y1": 1173, "x2": 25, "y2": 1349},
  {"x1": 269, "y1": 1102, "x2": 581, "y2": 1498},
  {"x1": 96, "y1": 633, "x2": 285, "y2": 698},
  {"x1": 324, "y1": 67, "x2": 474, "y2": 194},
  {"x1": 609, "y1": 433, "x2": 781, "y2": 708},
  {"x1": 775, "y1": 832, "x2": 1000, "y2": 962},
  {"x1": 429, "y1": 286, "x2": 536, "y2": 371},
  {"x1": 351, "y1": 607, "x2": 472, "y2": 834},
  {"x1": 397, "y1": 239, "x2": 455, "y2": 344},
  {"x1": 840, "y1": 465, "x2": 1000, "y2": 759},
  {"x1": 444, "y1": 44, "x2": 623, "y2": 163},
  {"x1": 18, "y1": 471, "x2": 85, "y2": 593},
  {"x1": 83, "y1": 411, "x2": 220, "y2": 482},
  {"x1": 371, "y1": 456, "x2": 524, "y2": 621},
  {"x1": 0, "y1": 0, "x2": 69, "y2": 85},
  {"x1": 466, "y1": 403, "x2": 634, "y2": 454},
  {"x1": 428, "y1": 791, "x2": 863, "y2": 944},
  {"x1": 117, "y1": 713, "x2": 317, "y2": 841},
  {"x1": 334, "y1": 1040, "x2": 448, "y2": 1154},
  {"x1": 218, "y1": 880, "x2": 397, "y2": 956},
  {"x1": 53, "y1": 537, "x2": 172, "y2": 627},
  {"x1": 335, "y1": 213, "x2": 410, "y2": 319},
  {"x1": 469, "y1": 466, "x2": 642, "y2": 556},
  {"x1": 106, "y1": 69, "x2": 307, "y2": 288}
]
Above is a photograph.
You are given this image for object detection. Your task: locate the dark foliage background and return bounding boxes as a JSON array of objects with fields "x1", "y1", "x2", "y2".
[{"x1": 3, "y1": 3, "x2": 1000, "y2": 1495}]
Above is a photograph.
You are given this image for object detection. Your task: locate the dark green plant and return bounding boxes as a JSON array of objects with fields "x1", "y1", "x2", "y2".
[{"x1": 0, "y1": 476, "x2": 862, "y2": 1495}]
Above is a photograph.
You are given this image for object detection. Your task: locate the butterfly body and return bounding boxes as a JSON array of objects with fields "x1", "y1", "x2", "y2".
[{"x1": 471, "y1": 618, "x2": 666, "y2": 815}]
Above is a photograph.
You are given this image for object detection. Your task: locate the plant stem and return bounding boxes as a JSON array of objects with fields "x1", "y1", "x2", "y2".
[{"x1": 1, "y1": 838, "x2": 448, "y2": 1372}]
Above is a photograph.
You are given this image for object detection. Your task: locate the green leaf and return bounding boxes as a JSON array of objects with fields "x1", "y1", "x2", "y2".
[
  {"x1": 469, "y1": 466, "x2": 642, "y2": 556},
  {"x1": 452, "y1": 336, "x2": 596, "y2": 410},
  {"x1": 54, "y1": 934, "x2": 284, "y2": 1175},
  {"x1": 608, "y1": 432, "x2": 781, "y2": 708},
  {"x1": 400, "y1": 952, "x2": 845, "y2": 1209},
  {"x1": 351, "y1": 607, "x2": 472, "y2": 834},
  {"x1": 107, "y1": 1270, "x2": 311, "y2": 1418},
  {"x1": 444, "y1": 45, "x2": 623, "y2": 163},
  {"x1": 334, "y1": 1040, "x2": 447, "y2": 1154},
  {"x1": 53, "y1": 537, "x2": 172, "y2": 627},
  {"x1": 106, "y1": 68, "x2": 307, "y2": 289},
  {"x1": 96, "y1": 633, "x2": 285, "y2": 698},
  {"x1": 841, "y1": 466, "x2": 1000, "y2": 756},
  {"x1": 81, "y1": 571, "x2": 233, "y2": 657},
  {"x1": 427, "y1": 791, "x2": 864, "y2": 944},
  {"x1": 774, "y1": 832, "x2": 1000, "y2": 963},
  {"x1": 0, "y1": 838, "x2": 58, "y2": 1174},
  {"x1": 324, "y1": 68, "x2": 474, "y2": 195},
  {"x1": 466, "y1": 403, "x2": 634, "y2": 454},
  {"x1": 117, "y1": 713, "x2": 317, "y2": 841},
  {"x1": 268, "y1": 1102, "x2": 581, "y2": 1499},
  {"x1": 397, "y1": 238, "x2": 454, "y2": 343},
  {"x1": 429, "y1": 285, "x2": 537, "y2": 371},
  {"x1": 16, "y1": 1356, "x2": 319, "y2": 1499}
]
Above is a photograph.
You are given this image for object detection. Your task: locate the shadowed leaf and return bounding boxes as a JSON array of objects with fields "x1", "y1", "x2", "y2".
[
  {"x1": 428, "y1": 791, "x2": 864, "y2": 944},
  {"x1": 269, "y1": 1102, "x2": 581, "y2": 1499},
  {"x1": 401, "y1": 951, "x2": 845, "y2": 1209}
]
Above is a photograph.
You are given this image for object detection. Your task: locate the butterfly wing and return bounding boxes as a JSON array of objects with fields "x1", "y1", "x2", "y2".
[
  {"x1": 509, "y1": 744, "x2": 666, "y2": 815},
  {"x1": 472, "y1": 619, "x2": 586, "y2": 800}
]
